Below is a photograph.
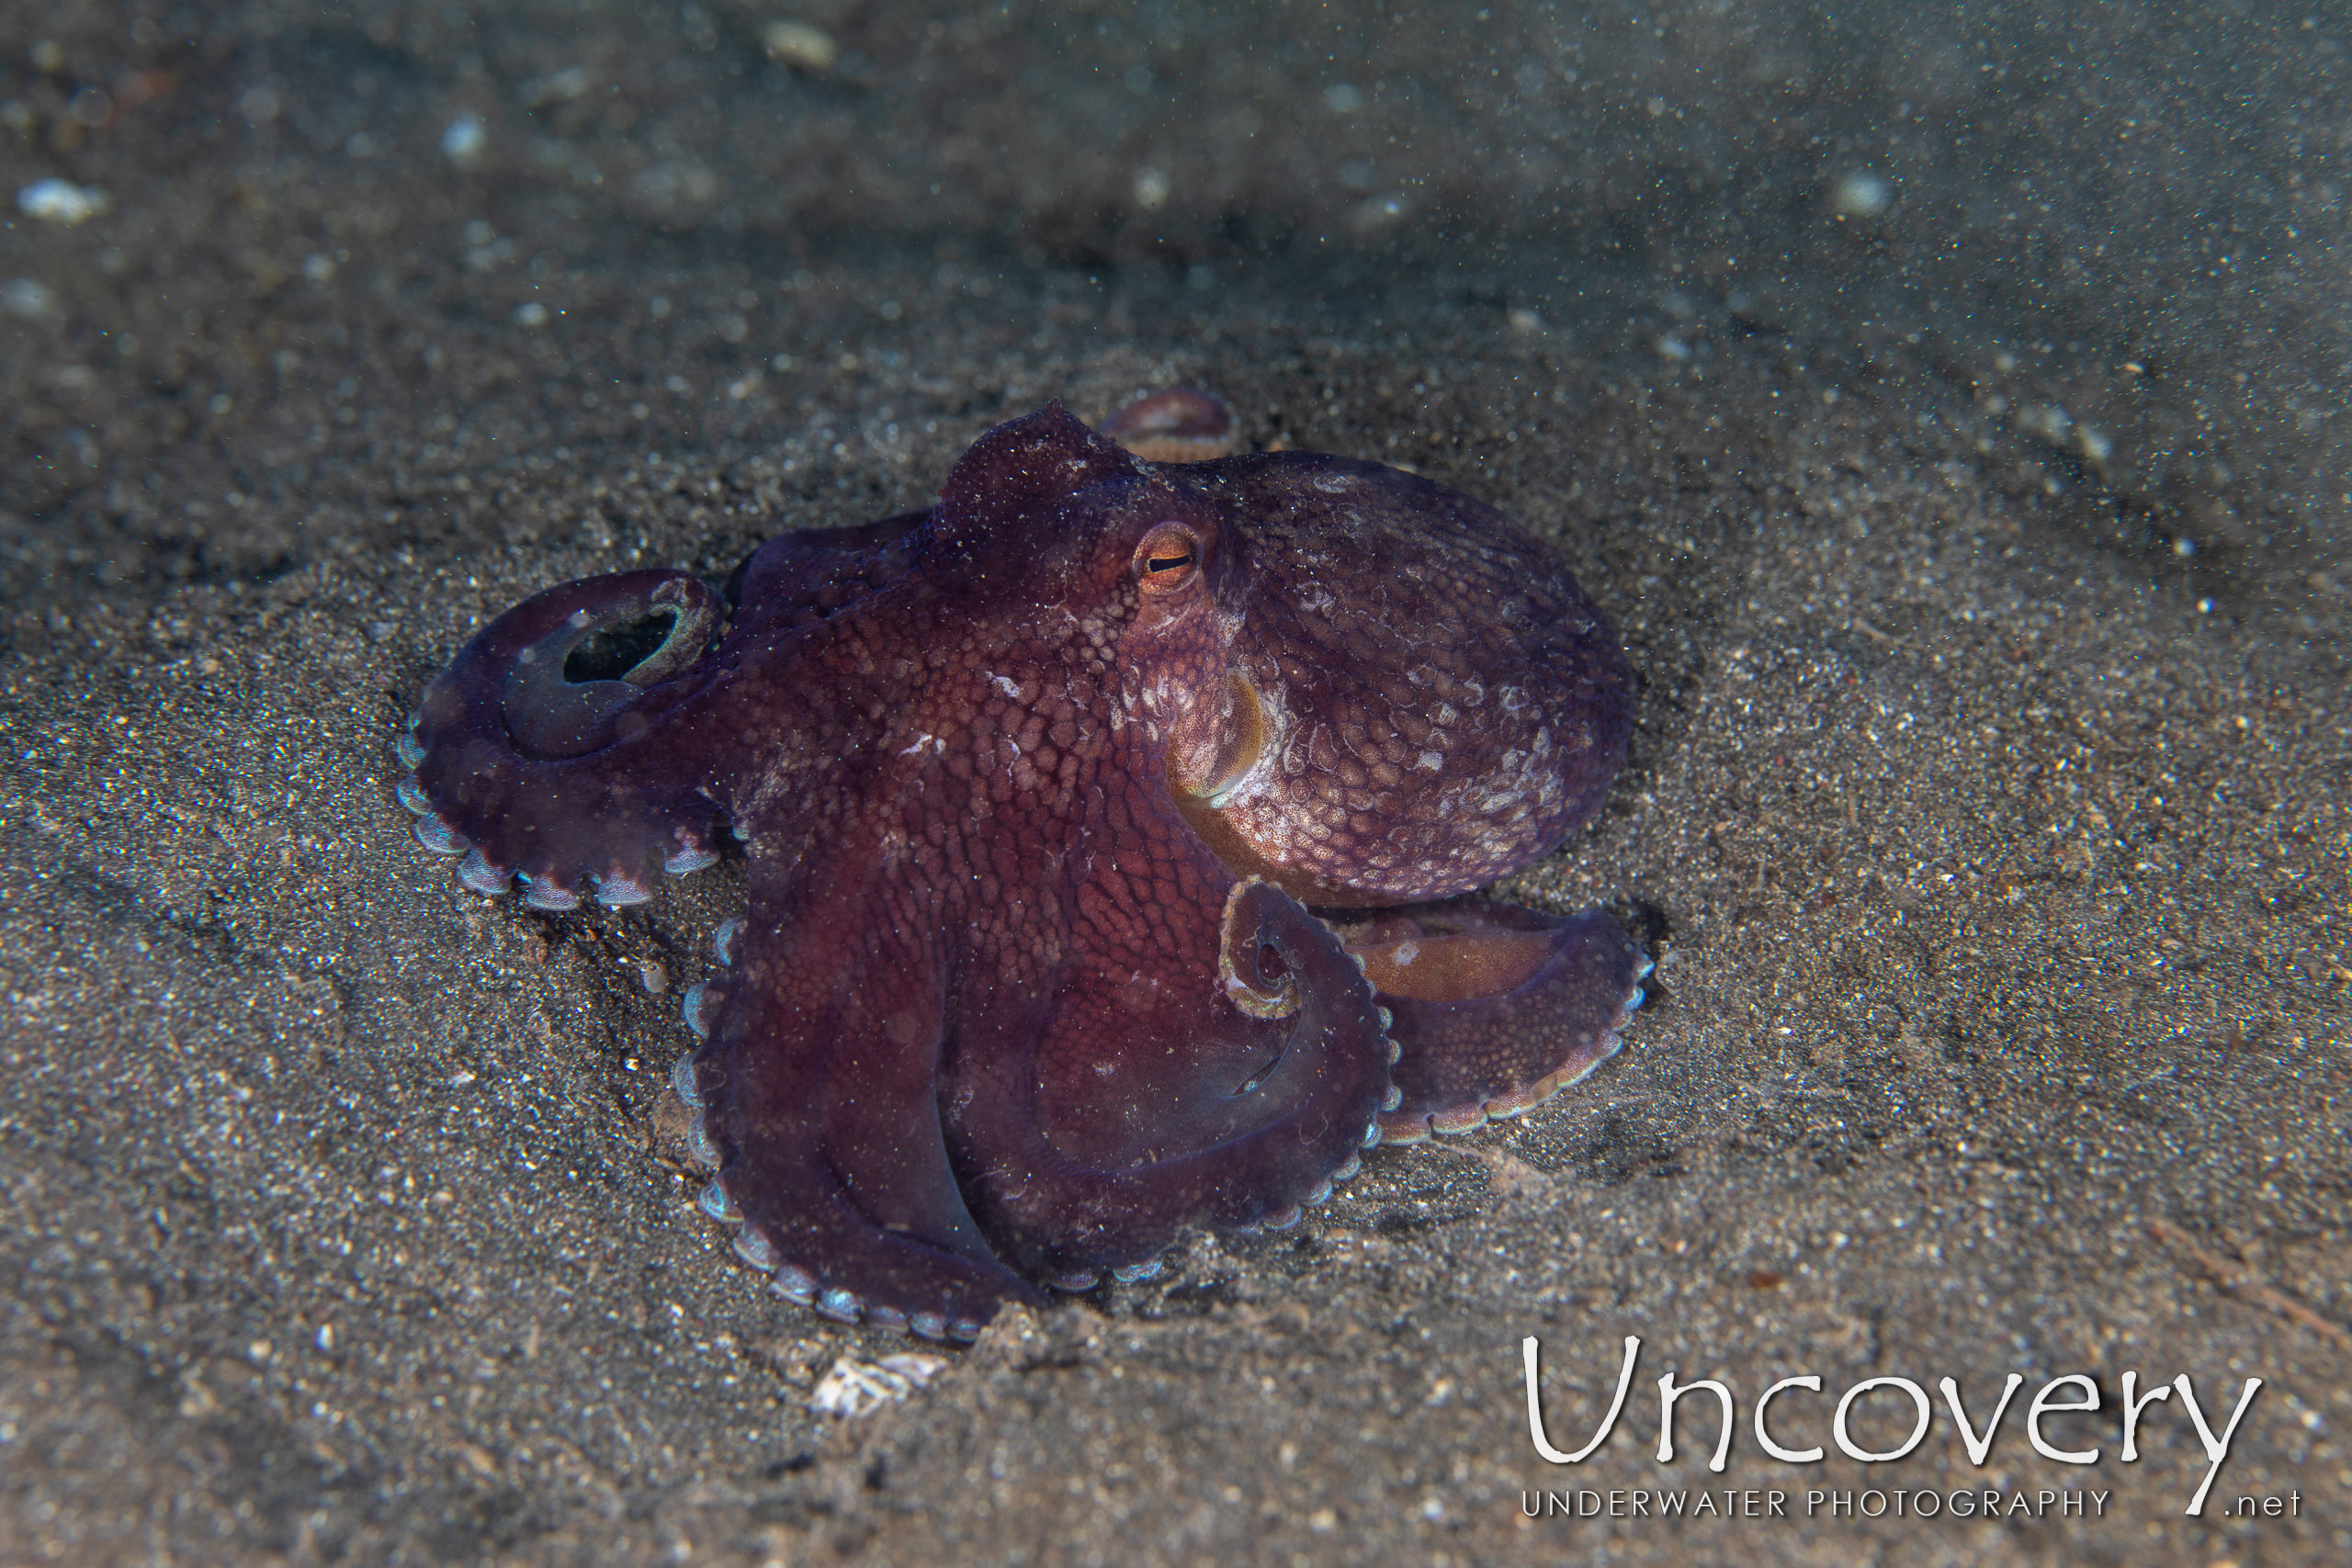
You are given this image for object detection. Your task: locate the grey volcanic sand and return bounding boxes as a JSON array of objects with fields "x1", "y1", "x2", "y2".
[{"x1": 3, "y1": 4, "x2": 2346, "y2": 1564}]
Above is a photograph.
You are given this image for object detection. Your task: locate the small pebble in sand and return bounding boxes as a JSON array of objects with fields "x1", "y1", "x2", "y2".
[
  {"x1": 1346, "y1": 193, "x2": 1411, "y2": 233},
  {"x1": 2013, "y1": 403, "x2": 2074, "y2": 449},
  {"x1": 519, "y1": 67, "x2": 593, "y2": 108},
  {"x1": 1828, "y1": 170, "x2": 1891, "y2": 219},
  {"x1": 764, "y1": 21, "x2": 839, "y2": 72},
  {"x1": 1, "y1": 277, "x2": 53, "y2": 318},
  {"x1": 18, "y1": 178, "x2": 109, "y2": 224},
  {"x1": 442, "y1": 112, "x2": 486, "y2": 165}
]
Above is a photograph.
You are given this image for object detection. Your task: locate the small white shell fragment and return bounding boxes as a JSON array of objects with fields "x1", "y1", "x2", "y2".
[
  {"x1": 763, "y1": 21, "x2": 838, "y2": 72},
  {"x1": 18, "y1": 179, "x2": 110, "y2": 225},
  {"x1": 809, "y1": 1353, "x2": 946, "y2": 1418}
]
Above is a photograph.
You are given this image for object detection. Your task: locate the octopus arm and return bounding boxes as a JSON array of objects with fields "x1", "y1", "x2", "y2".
[
  {"x1": 404, "y1": 569, "x2": 769, "y2": 905},
  {"x1": 691, "y1": 860, "x2": 1046, "y2": 1334},
  {"x1": 1330, "y1": 899, "x2": 1649, "y2": 1145},
  {"x1": 944, "y1": 797, "x2": 1391, "y2": 1280}
]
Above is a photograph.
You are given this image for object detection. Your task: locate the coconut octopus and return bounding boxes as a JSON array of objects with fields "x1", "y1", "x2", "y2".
[{"x1": 398, "y1": 392, "x2": 1646, "y2": 1341}]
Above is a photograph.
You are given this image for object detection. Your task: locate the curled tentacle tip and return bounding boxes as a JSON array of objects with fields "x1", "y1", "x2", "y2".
[
  {"x1": 1376, "y1": 1005, "x2": 1393, "y2": 1030},
  {"x1": 1304, "y1": 1179, "x2": 1333, "y2": 1206},
  {"x1": 684, "y1": 1114, "x2": 719, "y2": 1169},
  {"x1": 948, "y1": 1317, "x2": 985, "y2": 1342},
  {"x1": 815, "y1": 1287, "x2": 862, "y2": 1324},
  {"x1": 670, "y1": 1053, "x2": 703, "y2": 1108},
  {"x1": 866, "y1": 1304, "x2": 910, "y2": 1334},
  {"x1": 1331, "y1": 1151, "x2": 1363, "y2": 1182},
  {"x1": 395, "y1": 728, "x2": 425, "y2": 768},
  {"x1": 413, "y1": 814, "x2": 469, "y2": 856},
  {"x1": 771, "y1": 1264, "x2": 817, "y2": 1305},
  {"x1": 909, "y1": 1312, "x2": 948, "y2": 1340},
  {"x1": 698, "y1": 1180, "x2": 741, "y2": 1222},
  {"x1": 1216, "y1": 878, "x2": 1304, "y2": 1020},
  {"x1": 1263, "y1": 1203, "x2": 1303, "y2": 1232},
  {"x1": 1628, "y1": 987, "x2": 1646, "y2": 1010},
  {"x1": 1053, "y1": 1270, "x2": 1100, "y2": 1292},
  {"x1": 1362, "y1": 1122, "x2": 1385, "y2": 1149},
  {"x1": 394, "y1": 773, "x2": 432, "y2": 814},
  {"x1": 1386, "y1": 1040, "x2": 1402, "y2": 1064},
  {"x1": 1381, "y1": 1084, "x2": 1404, "y2": 1111},
  {"x1": 682, "y1": 983, "x2": 712, "y2": 1040},
  {"x1": 712, "y1": 917, "x2": 742, "y2": 964},
  {"x1": 1110, "y1": 1258, "x2": 1163, "y2": 1284}
]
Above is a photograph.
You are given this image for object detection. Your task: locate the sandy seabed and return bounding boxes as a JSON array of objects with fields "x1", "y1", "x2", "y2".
[{"x1": 3, "y1": 4, "x2": 2346, "y2": 1564}]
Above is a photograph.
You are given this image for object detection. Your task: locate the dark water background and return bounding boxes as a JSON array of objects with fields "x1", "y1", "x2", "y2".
[{"x1": 3, "y1": 4, "x2": 2346, "y2": 1564}]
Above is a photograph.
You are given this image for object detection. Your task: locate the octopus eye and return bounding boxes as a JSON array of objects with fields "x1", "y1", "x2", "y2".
[{"x1": 1135, "y1": 524, "x2": 1202, "y2": 593}]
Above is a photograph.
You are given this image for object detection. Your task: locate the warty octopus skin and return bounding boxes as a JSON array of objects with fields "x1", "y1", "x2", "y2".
[{"x1": 397, "y1": 397, "x2": 1649, "y2": 1341}]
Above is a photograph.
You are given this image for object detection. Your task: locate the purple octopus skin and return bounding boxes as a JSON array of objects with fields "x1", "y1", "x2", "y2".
[
  {"x1": 1098, "y1": 386, "x2": 1237, "y2": 464},
  {"x1": 398, "y1": 400, "x2": 1646, "y2": 1340}
]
